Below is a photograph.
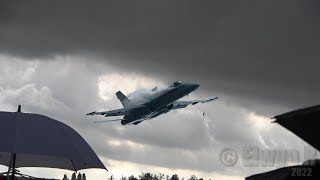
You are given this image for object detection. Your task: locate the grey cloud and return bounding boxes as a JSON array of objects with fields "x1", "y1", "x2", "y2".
[
  {"x1": 1, "y1": 1, "x2": 319, "y2": 112},
  {"x1": 0, "y1": 56, "x2": 304, "y2": 177},
  {"x1": 1, "y1": 2, "x2": 319, "y2": 176}
]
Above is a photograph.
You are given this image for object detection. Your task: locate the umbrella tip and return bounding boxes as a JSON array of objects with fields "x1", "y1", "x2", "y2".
[{"x1": 17, "y1": 105, "x2": 21, "y2": 112}]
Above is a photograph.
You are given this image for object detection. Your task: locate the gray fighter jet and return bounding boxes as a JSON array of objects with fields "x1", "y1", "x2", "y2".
[{"x1": 87, "y1": 81, "x2": 218, "y2": 125}]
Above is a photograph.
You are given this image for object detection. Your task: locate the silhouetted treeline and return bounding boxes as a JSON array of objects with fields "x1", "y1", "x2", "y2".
[
  {"x1": 62, "y1": 173, "x2": 211, "y2": 180},
  {"x1": 123, "y1": 173, "x2": 209, "y2": 180},
  {"x1": 62, "y1": 172, "x2": 86, "y2": 180}
]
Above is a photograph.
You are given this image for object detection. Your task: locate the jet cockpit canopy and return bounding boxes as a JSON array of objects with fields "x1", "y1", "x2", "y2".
[{"x1": 171, "y1": 81, "x2": 183, "y2": 87}]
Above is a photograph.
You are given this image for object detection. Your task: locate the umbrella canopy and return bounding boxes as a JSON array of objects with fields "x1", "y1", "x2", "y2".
[
  {"x1": 0, "y1": 107, "x2": 106, "y2": 171},
  {"x1": 273, "y1": 104, "x2": 320, "y2": 151}
]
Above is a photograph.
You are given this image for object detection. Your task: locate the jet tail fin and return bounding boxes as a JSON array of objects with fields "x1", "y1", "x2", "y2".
[{"x1": 116, "y1": 91, "x2": 130, "y2": 108}]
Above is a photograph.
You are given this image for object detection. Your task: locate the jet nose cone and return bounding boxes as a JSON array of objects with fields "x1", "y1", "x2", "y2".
[{"x1": 189, "y1": 83, "x2": 199, "y2": 91}]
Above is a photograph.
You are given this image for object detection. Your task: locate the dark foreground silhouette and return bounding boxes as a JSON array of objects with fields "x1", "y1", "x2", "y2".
[
  {"x1": 247, "y1": 105, "x2": 320, "y2": 180},
  {"x1": 246, "y1": 159, "x2": 320, "y2": 180}
]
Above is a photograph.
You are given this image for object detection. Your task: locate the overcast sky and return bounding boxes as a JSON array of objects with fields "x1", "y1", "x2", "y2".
[{"x1": 0, "y1": 1, "x2": 319, "y2": 179}]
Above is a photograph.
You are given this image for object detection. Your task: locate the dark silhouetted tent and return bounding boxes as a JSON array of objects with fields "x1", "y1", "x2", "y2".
[
  {"x1": 246, "y1": 160, "x2": 320, "y2": 180},
  {"x1": 246, "y1": 105, "x2": 320, "y2": 179},
  {"x1": 0, "y1": 106, "x2": 106, "y2": 178},
  {"x1": 273, "y1": 105, "x2": 320, "y2": 151}
]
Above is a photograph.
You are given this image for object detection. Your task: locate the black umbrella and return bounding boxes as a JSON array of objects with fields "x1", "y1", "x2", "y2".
[{"x1": 0, "y1": 106, "x2": 107, "y2": 179}]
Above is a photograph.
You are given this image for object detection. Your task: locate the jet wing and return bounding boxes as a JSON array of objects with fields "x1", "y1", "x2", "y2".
[
  {"x1": 88, "y1": 105, "x2": 151, "y2": 125},
  {"x1": 87, "y1": 104, "x2": 148, "y2": 116},
  {"x1": 94, "y1": 115, "x2": 150, "y2": 125},
  {"x1": 87, "y1": 108, "x2": 130, "y2": 117},
  {"x1": 172, "y1": 97, "x2": 218, "y2": 109}
]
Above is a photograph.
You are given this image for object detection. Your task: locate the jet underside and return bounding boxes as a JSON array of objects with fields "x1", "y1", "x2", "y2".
[{"x1": 87, "y1": 81, "x2": 217, "y2": 125}]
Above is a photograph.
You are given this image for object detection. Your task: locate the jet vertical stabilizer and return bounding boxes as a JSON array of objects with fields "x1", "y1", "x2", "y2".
[{"x1": 116, "y1": 91, "x2": 130, "y2": 107}]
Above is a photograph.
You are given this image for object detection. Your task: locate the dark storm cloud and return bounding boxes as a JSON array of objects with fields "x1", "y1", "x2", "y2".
[
  {"x1": 1, "y1": 0, "x2": 320, "y2": 111},
  {"x1": 0, "y1": 56, "x2": 311, "y2": 177}
]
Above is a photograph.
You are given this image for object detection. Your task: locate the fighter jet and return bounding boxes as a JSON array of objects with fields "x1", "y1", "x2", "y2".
[{"x1": 87, "y1": 81, "x2": 218, "y2": 125}]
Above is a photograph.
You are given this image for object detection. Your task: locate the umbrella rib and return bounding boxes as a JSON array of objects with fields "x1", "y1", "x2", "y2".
[
  {"x1": 61, "y1": 125, "x2": 83, "y2": 171},
  {"x1": 71, "y1": 160, "x2": 77, "y2": 172}
]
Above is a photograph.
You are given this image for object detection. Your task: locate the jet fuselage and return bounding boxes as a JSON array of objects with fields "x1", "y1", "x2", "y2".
[
  {"x1": 121, "y1": 82, "x2": 199, "y2": 125},
  {"x1": 147, "y1": 83, "x2": 199, "y2": 112},
  {"x1": 87, "y1": 81, "x2": 218, "y2": 125}
]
